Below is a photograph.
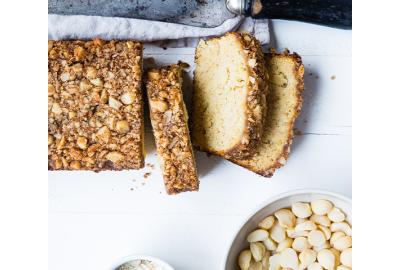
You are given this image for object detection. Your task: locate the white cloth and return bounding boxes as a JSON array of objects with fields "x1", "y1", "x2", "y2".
[{"x1": 48, "y1": 14, "x2": 269, "y2": 47}]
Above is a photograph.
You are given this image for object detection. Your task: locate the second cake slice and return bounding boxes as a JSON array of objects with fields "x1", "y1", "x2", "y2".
[
  {"x1": 144, "y1": 65, "x2": 199, "y2": 195},
  {"x1": 230, "y1": 52, "x2": 305, "y2": 177}
]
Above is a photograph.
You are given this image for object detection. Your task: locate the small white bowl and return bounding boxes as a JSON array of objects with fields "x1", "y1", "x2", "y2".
[
  {"x1": 108, "y1": 254, "x2": 175, "y2": 270},
  {"x1": 221, "y1": 189, "x2": 352, "y2": 270}
]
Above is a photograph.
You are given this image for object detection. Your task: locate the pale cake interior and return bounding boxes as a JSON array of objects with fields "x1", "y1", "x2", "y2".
[
  {"x1": 192, "y1": 34, "x2": 251, "y2": 153},
  {"x1": 234, "y1": 55, "x2": 302, "y2": 173}
]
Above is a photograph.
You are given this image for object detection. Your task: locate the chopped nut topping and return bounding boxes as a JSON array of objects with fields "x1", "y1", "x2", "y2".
[
  {"x1": 48, "y1": 39, "x2": 145, "y2": 171},
  {"x1": 70, "y1": 160, "x2": 81, "y2": 170},
  {"x1": 120, "y1": 92, "x2": 136, "y2": 105},
  {"x1": 106, "y1": 151, "x2": 125, "y2": 163},
  {"x1": 100, "y1": 89, "x2": 109, "y2": 104},
  {"x1": 52, "y1": 103, "x2": 62, "y2": 115},
  {"x1": 150, "y1": 99, "x2": 168, "y2": 112},
  {"x1": 97, "y1": 126, "x2": 111, "y2": 143},
  {"x1": 249, "y1": 76, "x2": 256, "y2": 84},
  {"x1": 77, "y1": 137, "x2": 88, "y2": 149},
  {"x1": 80, "y1": 81, "x2": 92, "y2": 91},
  {"x1": 48, "y1": 84, "x2": 55, "y2": 96},
  {"x1": 74, "y1": 46, "x2": 86, "y2": 61},
  {"x1": 177, "y1": 60, "x2": 190, "y2": 68},
  {"x1": 48, "y1": 134, "x2": 54, "y2": 145},
  {"x1": 109, "y1": 97, "x2": 122, "y2": 110},
  {"x1": 93, "y1": 38, "x2": 106, "y2": 46},
  {"x1": 85, "y1": 67, "x2": 97, "y2": 79},
  {"x1": 115, "y1": 120, "x2": 130, "y2": 133},
  {"x1": 144, "y1": 65, "x2": 199, "y2": 195},
  {"x1": 248, "y1": 59, "x2": 256, "y2": 67},
  {"x1": 90, "y1": 78, "x2": 103, "y2": 87}
]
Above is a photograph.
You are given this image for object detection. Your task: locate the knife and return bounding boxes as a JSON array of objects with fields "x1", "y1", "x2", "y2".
[{"x1": 48, "y1": 0, "x2": 351, "y2": 29}]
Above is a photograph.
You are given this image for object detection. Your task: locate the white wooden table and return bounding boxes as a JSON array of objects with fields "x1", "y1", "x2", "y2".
[{"x1": 49, "y1": 20, "x2": 352, "y2": 270}]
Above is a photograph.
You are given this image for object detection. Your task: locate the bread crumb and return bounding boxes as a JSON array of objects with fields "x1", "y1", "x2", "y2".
[
  {"x1": 147, "y1": 57, "x2": 155, "y2": 63},
  {"x1": 296, "y1": 130, "x2": 303, "y2": 136},
  {"x1": 146, "y1": 163, "x2": 150, "y2": 167},
  {"x1": 150, "y1": 165, "x2": 155, "y2": 170},
  {"x1": 269, "y1": 48, "x2": 277, "y2": 53},
  {"x1": 144, "y1": 172, "x2": 151, "y2": 178},
  {"x1": 142, "y1": 183, "x2": 145, "y2": 186},
  {"x1": 331, "y1": 75, "x2": 336, "y2": 80},
  {"x1": 130, "y1": 188, "x2": 133, "y2": 191},
  {"x1": 309, "y1": 73, "x2": 313, "y2": 76},
  {"x1": 284, "y1": 47, "x2": 290, "y2": 55},
  {"x1": 132, "y1": 179, "x2": 135, "y2": 182},
  {"x1": 177, "y1": 60, "x2": 190, "y2": 68}
]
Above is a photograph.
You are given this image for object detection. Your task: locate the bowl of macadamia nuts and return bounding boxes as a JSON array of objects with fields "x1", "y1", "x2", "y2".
[{"x1": 221, "y1": 189, "x2": 352, "y2": 270}]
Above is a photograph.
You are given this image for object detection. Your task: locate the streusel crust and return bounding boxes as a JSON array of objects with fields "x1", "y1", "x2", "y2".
[
  {"x1": 144, "y1": 65, "x2": 199, "y2": 195},
  {"x1": 48, "y1": 39, "x2": 145, "y2": 171}
]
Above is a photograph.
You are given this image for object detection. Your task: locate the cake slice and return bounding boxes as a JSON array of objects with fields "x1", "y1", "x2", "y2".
[
  {"x1": 48, "y1": 39, "x2": 145, "y2": 171},
  {"x1": 230, "y1": 52, "x2": 305, "y2": 177},
  {"x1": 191, "y1": 32, "x2": 268, "y2": 160},
  {"x1": 144, "y1": 65, "x2": 199, "y2": 195}
]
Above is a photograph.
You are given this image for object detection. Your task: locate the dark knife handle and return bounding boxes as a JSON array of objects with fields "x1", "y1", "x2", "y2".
[{"x1": 245, "y1": 0, "x2": 352, "y2": 30}]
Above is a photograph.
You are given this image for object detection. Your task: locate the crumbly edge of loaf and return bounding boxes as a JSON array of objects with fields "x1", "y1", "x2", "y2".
[
  {"x1": 144, "y1": 65, "x2": 199, "y2": 195},
  {"x1": 226, "y1": 32, "x2": 268, "y2": 160},
  {"x1": 191, "y1": 32, "x2": 268, "y2": 160},
  {"x1": 48, "y1": 39, "x2": 145, "y2": 171},
  {"x1": 230, "y1": 52, "x2": 305, "y2": 177}
]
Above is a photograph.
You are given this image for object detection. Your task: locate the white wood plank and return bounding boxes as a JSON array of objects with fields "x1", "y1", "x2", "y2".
[
  {"x1": 49, "y1": 213, "x2": 241, "y2": 270},
  {"x1": 49, "y1": 134, "x2": 351, "y2": 214},
  {"x1": 265, "y1": 20, "x2": 352, "y2": 57}
]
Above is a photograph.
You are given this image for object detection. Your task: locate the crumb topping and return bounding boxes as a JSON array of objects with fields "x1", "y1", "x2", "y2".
[
  {"x1": 48, "y1": 39, "x2": 145, "y2": 171},
  {"x1": 144, "y1": 65, "x2": 199, "y2": 195}
]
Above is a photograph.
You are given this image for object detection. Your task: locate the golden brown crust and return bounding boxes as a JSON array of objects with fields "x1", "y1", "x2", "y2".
[
  {"x1": 48, "y1": 39, "x2": 145, "y2": 171},
  {"x1": 230, "y1": 52, "x2": 305, "y2": 177},
  {"x1": 144, "y1": 65, "x2": 199, "y2": 195},
  {"x1": 226, "y1": 32, "x2": 268, "y2": 160},
  {"x1": 191, "y1": 32, "x2": 268, "y2": 160}
]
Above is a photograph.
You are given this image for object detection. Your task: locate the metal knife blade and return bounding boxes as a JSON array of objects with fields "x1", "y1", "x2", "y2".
[{"x1": 48, "y1": 0, "x2": 236, "y2": 28}]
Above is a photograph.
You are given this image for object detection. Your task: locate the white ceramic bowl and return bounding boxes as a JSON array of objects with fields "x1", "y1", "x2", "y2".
[
  {"x1": 108, "y1": 254, "x2": 175, "y2": 270},
  {"x1": 221, "y1": 189, "x2": 352, "y2": 270}
]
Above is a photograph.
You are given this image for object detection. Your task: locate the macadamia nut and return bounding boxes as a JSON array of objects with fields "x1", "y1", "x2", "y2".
[
  {"x1": 292, "y1": 202, "x2": 312, "y2": 218},
  {"x1": 311, "y1": 200, "x2": 333, "y2": 215},
  {"x1": 239, "y1": 250, "x2": 252, "y2": 270},
  {"x1": 248, "y1": 229, "x2": 270, "y2": 243}
]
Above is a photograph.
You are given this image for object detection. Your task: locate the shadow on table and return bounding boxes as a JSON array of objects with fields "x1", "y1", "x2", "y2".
[
  {"x1": 195, "y1": 152, "x2": 226, "y2": 177},
  {"x1": 290, "y1": 64, "x2": 322, "y2": 153}
]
